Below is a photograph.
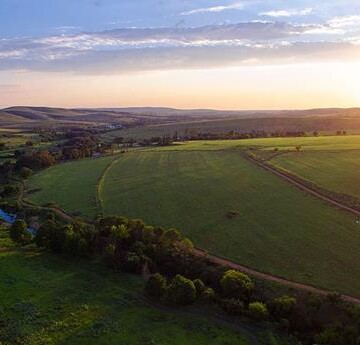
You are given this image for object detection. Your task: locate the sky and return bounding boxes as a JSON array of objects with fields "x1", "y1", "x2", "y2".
[{"x1": 0, "y1": 0, "x2": 360, "y2": 109}]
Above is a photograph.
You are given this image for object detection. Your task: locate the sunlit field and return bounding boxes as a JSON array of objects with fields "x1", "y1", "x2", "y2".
[{"x1": 27, "y1": 136, "x2": 360, "y2": 297}]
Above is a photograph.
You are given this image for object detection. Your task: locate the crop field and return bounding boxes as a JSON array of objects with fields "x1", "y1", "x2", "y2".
[
  {"x1": 27, "y1": 136, "x2": 360, "y2": 297},
  {"x1": 27, "y1": 155, "x2": 121, "y2": 218},
  {"x1": 0, "y1": 228, "x2": 280, "y2": 345},
  {"x1": 271, "y1": 150, "x2": 360, "y2": 200}
]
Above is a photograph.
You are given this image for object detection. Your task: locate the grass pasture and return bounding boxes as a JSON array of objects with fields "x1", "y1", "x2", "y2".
[
  {"x1": 0, "y1": 227, "x2": 275, "y2": 345},
  {"x1": 26, "y1": 136, "x2": 360, "y2": 297},
  {"x1": 271, "y1": 149, "x2": 360, "y2": 200},
  {"x1": 27, "y1": 155, "x2": 121, "y2": 218}
]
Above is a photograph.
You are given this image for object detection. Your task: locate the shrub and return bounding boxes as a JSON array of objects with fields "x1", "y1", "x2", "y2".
[
  {"x1": 167, "y1": 274, "x2": 196, "y2": 305},
  {"x1": 269, "y1": 295, "x2": 297, "y2": 318},
  {"x1": 121, "y1": 252, "x2": 143, "y2": 273},
  {"x1": 193, "y1": 279, "x2": 206, "y2": 297},
  {"x1": 203, "y1": 287, "x2": 215, "y2": 301},
  {"x1": 145, "y1": 273, "x2": 167, "y2": 298},
  {"x1": 220, "y1": 298, "x2": 245, "y2": 315},
  {"x1": 10, "y1": 220, "x2": 31, "y2": 244},
  {"x1": 220, "y1": 270, "x2": 254, "y2": 300},
  {"x1": 2, "y1": 184, "x2": 18, "y2": 196},
  {"x1": 19, "y1": 167, "x2": 33, "y2": 179},
  {"x1": 248, "y1": 302, "x2": 269, "y2": 320}
]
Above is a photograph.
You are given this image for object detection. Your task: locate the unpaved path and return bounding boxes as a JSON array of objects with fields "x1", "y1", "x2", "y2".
[
  {"x1": 241, "y1": 152, "x2": 360, "y2": 217},
  {"x1": 16, "y1": 159, "x2": 360, "y2": 304},
  {"x1": 193, "y1": 248, "x2": 360, "y2": 304}
]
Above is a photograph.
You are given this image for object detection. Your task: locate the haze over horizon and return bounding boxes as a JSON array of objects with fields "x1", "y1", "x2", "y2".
[{"x1": 1, "y1": 0, "x2": 360, "y2": 110}]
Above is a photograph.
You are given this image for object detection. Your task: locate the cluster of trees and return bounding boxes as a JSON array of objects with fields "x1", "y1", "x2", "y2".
[
  {"x1": 6, "y1": 213, "x2": 359, "y2": 345},
  {"x1": 61, "y1": 134, "x2": 100, "y2": 160},
  {"x1": 172, "y1": 130, "x2": 306, "y2": 140},
  {"x1": 112, "y1": 136, "x2": 174, "y2": 148}
]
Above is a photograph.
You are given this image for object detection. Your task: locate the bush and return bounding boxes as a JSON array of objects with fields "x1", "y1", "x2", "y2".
[
  {"x1": 121, "y1": 252, "x2": 144, "y2": 273},
  {"x1": 193, "y1": 279, "x2": 206, "y2": 297},
  {"x1": 35, "y1": 219, "x2": 57, "y2": 248},
  {"x1": 2, "y1": 184, "x2": 18, "y2": 196},
  {"x1": 269, "y1": 295, "x2": 297, "y2": 318},
  {"x1": 19, "y1": 167, "x2": 33, "y2": 179},
  {"x1": 10, "y1": 220, "x2": 31, "y2": 244},
  {"x1": 145, "y1": 273, "x2": 167, "y2": 298},
  {"x1": 220, "y1": 270, "x2": 254, "y2": 300},
  {"x1": 167, "y1": 274, "x2": 196, "y2": 305},
  {"x1": 220, "y1": 298, "x2": 245, "y2": 315},
  {"x1": 248, "y1": 302, "x2": 269, "y2": 320},
  {"x1": 203, "y1": 287, "x2": 215, "y2": 301}
]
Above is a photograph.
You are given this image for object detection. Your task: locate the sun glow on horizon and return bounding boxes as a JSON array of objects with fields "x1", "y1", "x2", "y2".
[{"x1": 2, "y1": 62, "x2": 359, "y2": 110}]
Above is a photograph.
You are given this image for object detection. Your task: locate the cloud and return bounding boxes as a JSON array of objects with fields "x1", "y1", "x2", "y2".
[
  {"x1": 327, "y1": 15, "x2": 360, "y2": 28},
  {"x1": 260, "y1": 8, "x2": 313, "y2": 18},
  {"x1": 181, "y1": 2, "x2": 244, "y2": 16},
  {"x1": 0, "y1": 22, "x2": 359, "y2": 74}
]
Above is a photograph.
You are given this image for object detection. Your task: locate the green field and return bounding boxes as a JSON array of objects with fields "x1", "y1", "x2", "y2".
[
  {"x1": 271, "y1": 150, "x2": 360, "y2": 200},
  {"x1": 0, "y1": 227, "x2": 284, "y2": 345},
  {"x1": 27, "y1": 136, "x2": 360, "y2": 297},
  {"x1": 28, "y1": 155, "x2": 121, "y2": 218}
]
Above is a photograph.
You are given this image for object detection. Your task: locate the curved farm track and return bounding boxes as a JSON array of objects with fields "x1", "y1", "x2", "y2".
[
  {"x1": 18, "y1": 198, "x2": 360, "y2": 304},
  {"x1": 241, "y1": 152, "x2": 360, "y2": 217},
  {"x1": 16, "y1": 153, "x2": 360, "y2": 305}
]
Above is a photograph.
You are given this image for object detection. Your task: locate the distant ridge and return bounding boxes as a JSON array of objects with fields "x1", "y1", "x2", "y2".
[{"x1": 0, "y1": 106, "x2": 360, "y2": 129}]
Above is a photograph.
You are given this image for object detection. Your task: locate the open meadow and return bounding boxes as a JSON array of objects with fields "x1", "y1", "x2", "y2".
[{"x1": 26, "y1": 135, "x2": 360, "y2": 298}]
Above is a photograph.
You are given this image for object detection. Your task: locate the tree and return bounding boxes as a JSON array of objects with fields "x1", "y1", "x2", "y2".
[
  {"x1": 248, "y1": 301, "x2": 269, "y2": 320},
  {"x1": 110, "y1": 224, "x2": 129, "y2": 241},
  {"x1": 20, "y1": 167, "x2": 33, "y2": 179},
  {"x1": 167, "y1": 274, "x2": 196, "y2": 305},
  {"x1": 295, "y1": 146, "x2": 301, "y2": 152},
  {"x1": 121, "y1": 251, "x2": 143, "y2": 273},
  {"x1": 10, "y1": 220, "x2": 31, "y2": 244},
  {"x1": 313, "y1": 131, "x2": 319, "y2": 137},
  {"x1": 163, "y1": 228, "x2": 182, "y2": 244},
  {"x1": 193, "y1": 278, "x2": 206, "y2": 297},
  {"x1": 220, "y1": 270, "x2": 254, "y2": 300},
  {"x1": 203, "y1": 288, "x2": 215, "y2": 301},
  {"x1": 35, "y1": 219, "x2": 58, "y2": 248},
  {"x1": 269, "y1": 295, "x2": 297, "y2": 318},
  {"x1": 145, "y1": 273, "x2": 167, "y2": 298}
]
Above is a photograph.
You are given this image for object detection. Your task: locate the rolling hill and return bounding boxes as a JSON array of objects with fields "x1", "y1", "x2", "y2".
[{"x1": 1, "y1": 106, "x2": 360, "y2": 130}]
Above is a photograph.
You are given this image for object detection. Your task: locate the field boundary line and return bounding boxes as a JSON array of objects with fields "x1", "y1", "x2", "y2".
[
  {"x1": 193, "y1": 248, "x2": 360, "y2": 305},
  {"x1": 96, "y1": 154, "x2": 124, "y2": 217},
  {"x1": 240, "y1": 151, "x2": 360, "y2": 217}
]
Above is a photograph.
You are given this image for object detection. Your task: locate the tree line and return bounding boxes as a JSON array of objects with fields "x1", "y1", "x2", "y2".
[{"x1": 6, "y1": 214, "x2": 360, "y2": 345}]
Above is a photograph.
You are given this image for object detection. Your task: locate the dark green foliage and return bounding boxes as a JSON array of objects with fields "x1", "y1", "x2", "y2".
[
  {"x1": 34, "y1": 219, "x2": 58, "y2": 248},
  {"x1": 167, "y1": 275, "x2": 196, "y2": 305},
  {"x1": 19, "y1": 167, "x2": 33, "y2": 179},
  {"x1": 145, "y1": 273, "x2": 167, "y2": 298},
  {"x1": 202, "y1": 287, "x2": 215, "y2": 301},
  {"x1": 10, "y1": 220, "x2": 31, "y2": 244},
  {"x1": 220, "y1": 270, "x2": 254, "y2": 300},
  {"x1": 219, "y1": 298, "x2": 245, "y2": 315},
  {"x1": 2, "y1": 184, "x2": 18, "y2": 196},
  {"x1": 269, "y1": 295, "x2": 297, "y2": 319},
  {"x1": 248, "y1": 302, "x2": 269, "y2": 320},
  {"x1": 193, "y1": 279, "x2": 206, "y2": 297},
  {"x1": 163, "y1": 228, "x2": 182, "y2": 243},
  {"x1": 16, "y1": 150, "x2": 56, "y2": 171},
  {"x1": 121, "y1": 252, "x2": 142, "y2": 273}
]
